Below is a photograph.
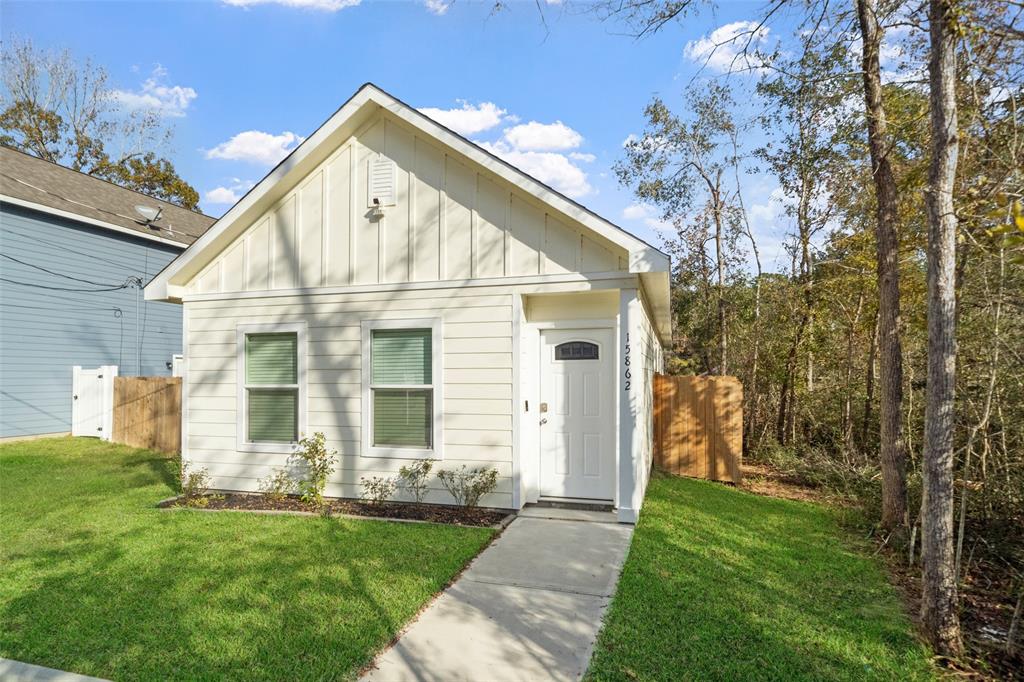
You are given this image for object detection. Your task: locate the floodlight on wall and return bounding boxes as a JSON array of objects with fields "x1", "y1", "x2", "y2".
[{"x1": 134, "y1": 205, "x2": 163, "y2": 228}]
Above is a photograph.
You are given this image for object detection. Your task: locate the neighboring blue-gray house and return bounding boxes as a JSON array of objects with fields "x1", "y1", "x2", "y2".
[{"x1": 0, "y1": 146, "x2": 215, "y2": 439}]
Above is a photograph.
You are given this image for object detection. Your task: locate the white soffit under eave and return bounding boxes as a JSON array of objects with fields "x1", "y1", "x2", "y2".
[{"x1": 144, "y1": 83, "x2": 669, "y2": 301}]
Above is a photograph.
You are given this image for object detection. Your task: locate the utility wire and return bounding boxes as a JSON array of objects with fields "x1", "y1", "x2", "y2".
[
  {"x1": 1, "y1": 253, "x2": 125, "y2": 287},
  {"x1": 2, "y1": 226, "x2": 143, "y2": 271},
  {"x1": 0, "y1": 277, "x2": 131, "y2": 293}
]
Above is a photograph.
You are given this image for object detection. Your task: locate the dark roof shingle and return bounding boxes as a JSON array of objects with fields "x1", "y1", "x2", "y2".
[{"x1": 0, "y1": 146, "x2": 215, "y2": 246}]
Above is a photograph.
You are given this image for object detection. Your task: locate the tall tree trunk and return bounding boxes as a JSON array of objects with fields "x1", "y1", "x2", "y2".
[
  {"x1": 713, "y1": 171, "x2": 728, "y2": 375},
  {"x1": 864, "y1": 303, "x2": 880, "y2": 450},
  {"x1": 856, "y1": 0, "x2": 909, "y2": 534},
  {"x1": 921, "y1": 0, "x2": 962, "y2": 656},
  {"x1": 733, "y1": 137, "x2": 762, "y2": 454},
  {"x1": 843, "y1": 288, "x2": 866, "y2": 458},
  {"x1": 861, "y1": 306, "x2": 880, "y2": 452}
]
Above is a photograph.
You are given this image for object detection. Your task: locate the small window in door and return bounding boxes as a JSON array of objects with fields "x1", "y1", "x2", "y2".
[{"x1": 555, "y1": 341, "x2": 599, "y2": 361}]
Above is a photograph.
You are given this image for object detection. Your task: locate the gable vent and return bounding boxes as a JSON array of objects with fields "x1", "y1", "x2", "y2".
[{"x1": 368, "y1": 157, "x2": 396, "y2": 207}]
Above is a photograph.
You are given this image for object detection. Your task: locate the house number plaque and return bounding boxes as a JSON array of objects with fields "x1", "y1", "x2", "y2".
[{"x1": 623, "y1": 332, "x2": 631, "y2": 392}]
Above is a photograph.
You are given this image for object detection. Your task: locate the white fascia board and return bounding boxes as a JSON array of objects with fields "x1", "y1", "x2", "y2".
[
  {"x1": 2, "y1": 195, "x2": 189, "y2": 249},
  {"x1": 371, "y1": 86, "x2": 669, "y2": 272},
  {"x1": 145, "y1": 87, "x2": 379, "y2": 302},
  {"x1": 638, "y1": 270, "x2": 672, "y2": 344},
  {"x1": 146, "y1": 83, "x2": 670, "y2": 302}
]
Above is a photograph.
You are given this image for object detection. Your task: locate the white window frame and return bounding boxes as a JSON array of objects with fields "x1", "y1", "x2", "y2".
[
  {"x1": 361, "y1": 318, "x2": 444, "y2": 460},
  {"x1": 236, "y1": 322, "x2": 308, "y2": 454}
]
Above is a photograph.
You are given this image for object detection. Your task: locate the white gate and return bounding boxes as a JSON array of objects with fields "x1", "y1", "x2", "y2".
[{"x1": 72, "y1": 366, "x2": 117, "y2": 440}]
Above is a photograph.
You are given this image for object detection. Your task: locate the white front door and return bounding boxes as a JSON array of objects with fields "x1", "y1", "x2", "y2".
[{"x1": 539, "y1": 328, "x2": 615, "y2": 501}]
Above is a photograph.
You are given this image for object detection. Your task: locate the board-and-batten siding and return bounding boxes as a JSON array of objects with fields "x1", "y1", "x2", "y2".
[
  {"x1": 0, "y1": 203, "x2": 183, "y2": 437},
  {"x1": 184, "y1": 288, "x2": 517, "y2": 508},
  {"x1": 187, "y1": 113, "x2": 628, "y2": 297}
]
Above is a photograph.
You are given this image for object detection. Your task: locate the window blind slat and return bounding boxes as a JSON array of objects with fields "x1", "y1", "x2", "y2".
[
  {"x1": 373, "y1": 389, "x2": 431, "y2": 448},
  {"x1": 372, "y1": 329, "x2": 431, "y2": 384},
  {"x1": 246, "y1": 333, "x2": 297, "y2": 385},
  {"x1": 248, "y1": 389, "x2": 297, "y2": 442}
]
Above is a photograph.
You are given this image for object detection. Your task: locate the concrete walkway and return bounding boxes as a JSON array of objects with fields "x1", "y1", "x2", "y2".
[
  {"x1": 361, "y1": 506, "x2": 634, "y2": 682},
  {"x1": 0, "y1": 659, "x2": 109, "y2": 682}
]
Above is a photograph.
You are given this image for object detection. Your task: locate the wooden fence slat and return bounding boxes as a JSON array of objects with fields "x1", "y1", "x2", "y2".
[
  {"x1": 653, "y1": 374, "x2": 742, "y2": 483},
  {"x1": 112, "y1": 377, "x2": 182, "y2": 454}
]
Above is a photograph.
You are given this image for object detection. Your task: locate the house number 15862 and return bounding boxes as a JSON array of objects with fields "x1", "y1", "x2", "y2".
[{"x1": 623, "y1": 332, "x2": 631, "y2": 391}]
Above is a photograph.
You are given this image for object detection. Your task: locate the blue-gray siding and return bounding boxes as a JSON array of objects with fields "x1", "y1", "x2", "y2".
[{"x1": 0, "y1": 202, "x2": 185, "y2": 437}]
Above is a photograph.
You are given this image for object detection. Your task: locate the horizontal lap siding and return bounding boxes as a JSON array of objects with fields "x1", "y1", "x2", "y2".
[
  {"x1": 184, "y1": 287, "x2": 515, "y2": 508},
  {"x1": 0, "y1": 204, "x2": 183, "y2": 437}
]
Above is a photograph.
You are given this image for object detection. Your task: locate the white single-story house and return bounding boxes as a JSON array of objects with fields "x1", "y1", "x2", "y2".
[{"x1": 145, "y1": 84, "x2": 669, "y2": 523}]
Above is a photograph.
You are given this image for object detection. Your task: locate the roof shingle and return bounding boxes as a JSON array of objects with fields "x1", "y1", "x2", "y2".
[{"x1": 0, "y1": 146, "x2": 215, "y2": 246}]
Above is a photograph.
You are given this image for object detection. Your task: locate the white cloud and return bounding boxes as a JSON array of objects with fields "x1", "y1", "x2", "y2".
[
  {"x1": 422, "y1": 100, "x2": 595, "y2": 198},
  {"x1": 204, "y1": 178, "x2": 254, "y2": 206},
  {"x1": 205, "y1": 187, "x2": 242, "y2": 205},
  {"x1": 502, "y1": 120, "x2": 582, "y2": 152},
  {"x1": 111, "y1": 65, "x2": 197, "y2": 117},
  {"x1": 684, "y1": 20, "x2": 770, "y2": 73},
  {"x1": 622, "y1": 202, "x2": 673, "y2": 232},
  {"x1": 223, "y1": 0, "x2": 360, "y2": 10},
  {"x1": 419, "y1": 101, "x2": 507, "y2": 136},
  {"x1": 480, "y1": 141, "x2": 593, "y2": 199},
  {"x1": 423, "y1": 0, "x2": 450, "y2": 14},
  {"x1": 205, "y1": 130, "x2": 304, "y2": 165}
]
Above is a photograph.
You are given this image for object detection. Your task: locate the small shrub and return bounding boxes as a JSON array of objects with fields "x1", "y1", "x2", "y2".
[
  {"x1": 398, "y1": 459, "x2": 434, "y2": 504},
  {"x1": 292, "y1": 432, "x2": 337, "y2": 510},
  {"x1": 181, "y1": 463, "x2": 211, "y2": 507},
  {"x1": 437, "y1": 465, "x2": 499, "y2": 508},
  {"x1": 361, "y1": 476, "x2": 396, "y2": 506},
  {"x1": 258, "y1": 467, "x2": 296, "y2": 503}
]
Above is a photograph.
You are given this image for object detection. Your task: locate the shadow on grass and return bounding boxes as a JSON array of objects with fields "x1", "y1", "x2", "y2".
[{"x1": 0, "y1": 440, "x2": 491, "y2": 681}]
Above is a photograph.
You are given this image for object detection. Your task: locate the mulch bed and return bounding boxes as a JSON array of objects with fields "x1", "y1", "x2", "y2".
[{"x1": 159, "y1": 493, "x2": 510, "y2": 528}]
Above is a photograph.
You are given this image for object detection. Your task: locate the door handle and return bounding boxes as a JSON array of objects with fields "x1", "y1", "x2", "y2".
[{"x1": 539, "y1": 418, "x2": 548, "y2": 426}]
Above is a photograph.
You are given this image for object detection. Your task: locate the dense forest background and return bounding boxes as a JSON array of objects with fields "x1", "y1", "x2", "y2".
[{"x1": 602, "y1": 0, "x2": 1021, "y2": 672}]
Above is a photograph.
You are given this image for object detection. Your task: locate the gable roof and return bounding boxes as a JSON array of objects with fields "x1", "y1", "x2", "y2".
[
  {"x1": 144, "y1": 83, "x2": 671, "y2": 337},
  {"x1": 0, "y1": 145, "x2": 215, "y2": 247}
]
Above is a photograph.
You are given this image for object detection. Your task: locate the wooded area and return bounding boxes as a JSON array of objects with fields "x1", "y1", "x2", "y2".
[{"x1": 604, "y1": 0, "x2": 1022, "y2": 672}]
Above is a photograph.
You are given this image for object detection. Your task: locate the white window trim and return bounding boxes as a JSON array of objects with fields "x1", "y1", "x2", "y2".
[
  {"x1": 361, "y1": 318, "x2": 444, "y2": 460},
  {"x1": 236, "y1": 322, "x2": 308, "y2": 454}
]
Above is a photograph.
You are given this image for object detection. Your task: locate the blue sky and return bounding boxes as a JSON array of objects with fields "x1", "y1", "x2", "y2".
[{"x1": 2, "y1": 0, "x2": 796, "y2": 269}]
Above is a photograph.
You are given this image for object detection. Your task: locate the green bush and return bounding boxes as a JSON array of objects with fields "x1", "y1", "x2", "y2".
[
  {"x1": 437, "y1": 466, "x2": 498, "y2": 508},
  {"x1": 180, "y1": 463, "x2": 211, "y2": 507},
  {"x1": 360, "y1": 475, "x2": 396, "y2": 506},
  {"x1": 397, "y1": 459, "x2": 434, "y2": 504},
  {"x1": 293, "y1": 432, "x2": 336, "y2": 510},
  {"x1": 258, "y1": 467, "x2": 296, "y2": 503}
]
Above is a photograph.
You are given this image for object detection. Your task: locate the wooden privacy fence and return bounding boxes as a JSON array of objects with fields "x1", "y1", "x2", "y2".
[
  {"x1": 112, "y1": 377, "x2": 182, "y2": 454},
  {"x1": 653, "y1": 374, "x2": 743, "y2": 483}
]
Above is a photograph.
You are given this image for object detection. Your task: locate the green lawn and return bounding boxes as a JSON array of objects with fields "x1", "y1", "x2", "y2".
[
  {"x1": 586, "y1": 474, "x2": 935, "y2": 681},
  {"x1": 0, "y1": 437, "x2": 493, "y2": 681}
]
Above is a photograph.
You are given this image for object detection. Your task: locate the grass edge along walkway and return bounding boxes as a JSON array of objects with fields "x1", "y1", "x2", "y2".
[
  {"x1": 585, "y1": 473, "x2": 934, "y2": 681},
  {"x1": 0, "y1": 437, "x2": 494, "y2": 681}
]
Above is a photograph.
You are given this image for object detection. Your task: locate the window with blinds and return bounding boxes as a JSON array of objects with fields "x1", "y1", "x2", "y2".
[
  {"x1": 245, "y1": 332, "x2": 299, "y2": 443},
  {"x1": 370, "y1": 328, "x2": 432, "y2": 448}
]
